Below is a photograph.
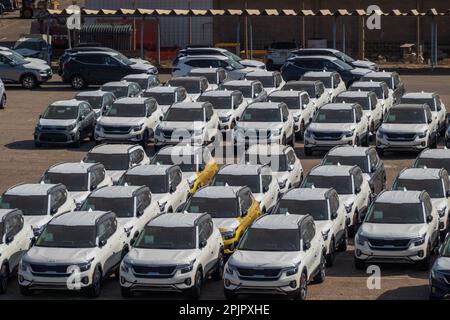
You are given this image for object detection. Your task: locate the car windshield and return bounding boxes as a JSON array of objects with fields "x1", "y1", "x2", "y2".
[
  {"x1": 333, "y1": 58, "x2": 354, "y2": 70},
  {"x1": 335, "y1": 51, "x2": 355, "y2": 63},
  {"x1": 244, "y1": 154, "x2": 288, "y2": 171},
  {"x1": 323, "y1": 155, "x2": 369, "y2": 172},
  {"x1": 102, "y1": 86, "x2": 128, "y2": 98},
  {"x1": 393, "y1": 179, "x2": 444, "y2": 198},
  {"x1": 385, "y1": 108, "x2": 426, "y2": 124},
  {"x1": 120, "y1": 174, "x2": 168, "y2": 193},
  {"x1": 164, "y1": 108, "x2": 204, "y2": 121},
  {"x1": 303, "y1": 175, "x2": 353, "y2": 194},
  {"x1": 351, "y1": 86, "x2": 383, "y2": 99},
  {"x1": 241, "y1": 108, "x2": 281, "y2": 122},
  {"x1": 314, "y1": 109, "x2": 354, "y2": 123},
  {"x1": 224, "y1": 85, "x2": 251, "y2": 98},
  {"x1": 186, "y1": 197, "x2": 239, "y2": 218},
  {"x1": 76, "y1": 96, "x2": 103, "y2": 110},
  {"x1": 198, "y1": 96, "x2": 232, "y2": 109},
  {"x1": 151, "y1": 154, "x2": 201, "y2": 172},
  {"x1": 213, "y1": 174, "x2": 261, "y2": 193},
  {"x1": 415, "y1": 158, "x2": 450, "y2": 173},
  {"x1": 268, "y1": 96, "x2": 301, "y2": 110},
  {"x1": 42, "y1": 105, "x2": 78, "y2": 120},
  {"x1": 0, "y1": 195, "x2": 48, "y2": 216},
  {"x1": 114, "y1": 53, "x2": 133, "y2": 65},
  {"x1": 14, "y1": 39, "x2": 44, "y2": 51},
  {"x1": 81, "y1": 197, "x2": 135, "y2": 218},
  {"x1": 1, "y1": 52, "x2": 28, "y2": 65},
  {"x1": 145, "y1": 92, "x2": 175, "y2": 105},
  {"x1": 441, "y1": 238, "x2": 450, "y2": 258},
  {"x1": 168, "y1": 81, "x2": 200, "y2": 94},
  {"x1": 104, "y1": 103, "x2": 146, "y2": 117},
  {"x1": 365, "y1": 202, "x2": 424, "y2": 224},
  {"x1": 303, "y1": 76, "x2": 331, "y2": 88},
  {"x1": 36, "y1": 225, "x2": 96, "y2": 248},
  {"x1": 334, "y1": 96, "x2": 371, "y2": 110},
  {"x1": 223, "y1": 51, "x2": 242, "y2": 62},
  {"x1": 134, "y1": 226, "x2": 196, "y2": 249},
  {"x1": 84, "y1": 153, "x2": 129, "y2": 170},
  {"x1": 274, "y1": 199, "x2": 329, "y2": 220},
  {"x1": 238, "y1": 228, "x2": 300, "y2": 251},
  {"x1": 401, "y1": 98, "x2": 435, "y2": 110},
  {"x1": 42, "y1": 172, "x2": 88, "y2": 192},
  {"x1": 247, "y1": 76, "x2": 274, "y2": 88},
  {"x1": 283, "y1": 84, "x2": 315, "y2": 97}
]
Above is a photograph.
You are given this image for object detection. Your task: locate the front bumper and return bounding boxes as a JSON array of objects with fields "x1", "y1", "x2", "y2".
[
  {"x1": 304, "y1": 134, "x2": 354, "y2": 150},
  {"x1": 19, "y1": 267, "x2": 93, "y2": 291},
  {"x1": 154, "y1": 133, "x2": 205, "y2": 146},
  {"x1": 355, "y1": 241, "x2": 428, "y2": 264},
  {"x1": 37, "y1": 71, "x2": 53, "y2": 83},
  {"x1": 430, "y1": 274, "x2": 450, "y2": 299},
  {"x1": 95, "y1": 127, "x2": 145, "y2": 143},
  {"x1": 34, "y1": 128, "x2": 78, "y2": 145},
  {"x1": 376, "y1": 134, "x2": 428, "y2": 151}
]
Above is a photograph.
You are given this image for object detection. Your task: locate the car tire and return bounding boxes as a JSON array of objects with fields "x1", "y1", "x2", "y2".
[
  {"x1": 337, "y1": 230, "x2": 348, "y2": 252},
  {"x1": 34, "y1": 140, "x2": 42, "y2": 148},
  {"x1": 224, "y1": 288, "x2": 237, "y2": 300},
  {"x1": 211, "y1": 250, "x2": 224, "y2": 281},
  {"x1": 72, "y1": 131, "x2": 82, "y2": 148},
  {"x1": 296, "y1": 121, "x2": 305, "y2": 140},
  {"x1": 0, "y1": 94, "x2": 6, "y2": 109},
  {"x1": 21, "y1": 74, "x2": 37, "y2": 89},
  {"x1": 86, "y1": 266, "x2": 102, "y2": 298},
  {"x1": 354, "y1": 257, "x2": 366, "y2": 270},
  {"x1": 314, "y1": 255, "x2": 326, "y2": 284},
  {"x1": 120, "y1": 286, "x2": 134, "y2": 298},
  {"x1": 304, "y1": 146, "x2": 312, "y2": 156},
  {"x1": 376, "y1": 147, "x2": 384, "y2": 156},
  {"x1": 295, "y1": 271, "x2": 308, "y2": 300},
  {"x1": 19, "y1": 284, "x2": 33, "y2": 296},
  {"x1": 0, "y1": 263, "x2": 9, "y2": 294},
  {"x1": 140, "y1": 130, "x2": 149, "y2": 149},
  {"x1": 186, "y1": 269, "x2": 202, "y2": 300},
  {"x1": 71, "y1": 75, "x2": 86, "y2": 90},
  {"x1": 326, "y1": 239, "x2": 335, "y2": 267},
  {"x1": 417, "y1": 246, "x2": 431, "y2": 271}
]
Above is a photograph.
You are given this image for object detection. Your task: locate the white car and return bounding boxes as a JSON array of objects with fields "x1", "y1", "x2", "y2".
[
  {"x1": 393, "y1": 168, "x2": 450, "y2": 239},
  {"x1": 242, "y1": 144, "x2": 303, "y2": 193},
  {"x1": 414, "y1": 149, "x2": 450, "y2": 180},
  {"x1": 282, "y1": 80, "x2": 329, "y2": 112},
  {"x1": 223, "y1": 80, "x2": 268, "y2": 105},
  {"x1": 18, "y1": 211, "x2": 128, "y2": 297},
  {"x1": 272, "y1": 188, "x2": 348, "y2": 267},
  {"x1": 301, "y1": 165, "x2": 372, "y2": 234},
  {"x1": 40, "y1": 162, "x2": 113, "y2": 209},
  {"x1": 142, "y1": 86, "x2": 190, "y2": 114},
  {"x1": 167, "y1": 76, "x2": 213, "y2": 102},
  {"x1": 265, "y1": 41, "x2": 299, "y2": 68},
  {"x1": 334, "y1": 91, "x2": 382, "y2": 134},
  {"x1": 268, "y1": 90, "x2": 315, "y2": 139},
  {"x1": 0, "y1": 209, "x2": 33, "y2": 294},
  {"x1": 304, "y1": 103, "x2": 370, "y2": 156},
  {"x1": 0, "y1": 183, "x2": 75, "y2": 236},
  {"x1": 75, "y1": 90, "x2": 116, "y2": 118},
  {"x1": 376, "y1": 104, "x2": 439, "y2": 155},
  {"x1": 118, "y1": 164, "x2": 191, "y2": 213},
  {"x1": 189, "y1": 67, "x2": 227, "y2": 90},
  {"x1": 120, "y1": 213, "x2": 224, "y2": 299},
  {"x1": 212, "y1": 164, "x2": 280, "y2": 213},
  {"x1": 83, "y1": 144, "x2": 150, "y2": 185},
  {"x1": 349, "y1": 81, "x2": 393, "y2": 115},
  {"x1": 245, "y1": 70, "x2": 285, "y2": 95},
  {"x1": 355, "y1": 190, "x2": 440, "y2": 270},
  {"x1": 234, "y1": 102, "x2": 295, "y2": 149},
  {"x1": 0, "y1": 78, "x2": 5, "y2": 109},
  {"x1": 198, "y1": 90, "x2": 247, "y2": 131},
  {"x1": 95, "y1": 97, "x2": 163, "y2": 148},
  {"x1": 100, "y1": 81, "x2": 142, "y2": 99},
  {"x1": 80, "y1": 186, "x2": 159, "y2": 243},
  {"x1": 224, "y1": 214, "x2": 325, "y2": 300},
  {"x1": 121, "y1": 73, "x2": 160, "y2": 91},
  {"x1": 301, "y1": 71, "x2": 346, "y2": 102},
  {"x1": 361, "y1": 71, "x2": 405, "y2": 104},
  {"x1": 154, "y1": 102, "x2": 219, "y2": 149},
  {"x1": 401, "y1": 92, "x2": 447, "y2": 134}
]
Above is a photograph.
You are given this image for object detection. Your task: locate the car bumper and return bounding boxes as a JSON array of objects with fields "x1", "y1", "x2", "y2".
[
  {"x1": 95, "y1": 129, "x2": 145, "y2": 143},
  {"x1": 224, "y1": 272, "x2": 299, "y2": 296},
  {"x1": 355, "y1": 243, "x2": 428, "y2": 264},
  {"x1": 376, "y1": 135, "x2": 428, "y2": 151},
  {"x1": 120, "y1": 269, "x2": 195, "y2": 293},
  {"x1": 154, "y1": 135, "x2": 205, "y2": 146},
  {"x1": 430, "y1": 276, "x2": 450, "y2": 299},
  {"x1": 34, "y1": 129, "x2": 77, "y2": 145},
  {"x1": 19, "y1": 269, "x2": 94, "y2": 290},
  {"x1": 304, "y1": 135, "x2": 354, "y2": 150},
  {"x1": 37, "y1": 72, "x2": 52, "y2": 83}
]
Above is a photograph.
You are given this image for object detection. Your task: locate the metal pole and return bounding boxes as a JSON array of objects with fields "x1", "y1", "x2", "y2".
[
  {"x1": 249, "y1": 17, "x2": 253, "y2": 60},
  {"x1": 435, "y1": 21, "x2": 438, "y2": 65},
  {"x1": 342, "y1": 22, "x2": 346, "y2": 53},
  {"x1": 157, "y1": 18, "x2": 161, "y2": 66},
  {"x1": 332, "y1": 17, "x2": 337, "y2": 49},
  {"x1": 46, "y1": 18, "x2": 51, "y2": 65},
  {"x1": 67, "y1": 27, "x2": 72, "y2": 49},
  {"x1": 244, "y1": 15, "x2": 249, "y2": 59},
  {"x1": 301, "y1": 1, "x2": 305, "y2": 47},
  {"x1": 416, "y1": 0, "x2": 421, "y2": 60},
  {"x1": 188, "y1": 0, "x2": 192, "y2": 45},
  {"x1": 430, "y1": 20, "x2": 434, "y2": 66},
  {"x1": 140, "y1": 17, "x2": 144, "y2": 59}
]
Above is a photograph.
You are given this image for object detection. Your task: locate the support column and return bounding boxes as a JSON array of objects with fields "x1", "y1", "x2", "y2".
[
  {"x1": 342, "y1": 21, "x2": 346, "y2": 53},
  {"x1": 358, "y1": 16, "x2": 365, "y2": 60},
  {"x1": 244, "y1": 15, "x2": 249, "y2": 59},
  {"x1": 140, "y1": 17, "x2": 144, "y2": 59},
  {"x1": 332, "y1": 17, "x2": 337, "y2": 49},
  {"x1": 157, "y1": 18, "x2": 161, "y2": 66}
]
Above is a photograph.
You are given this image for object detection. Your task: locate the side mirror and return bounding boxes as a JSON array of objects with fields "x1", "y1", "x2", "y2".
[
  {"x1": 355, "y1": 186, "x2": 361, "y2": 194},
  {"x1": 199, "y1": 240, "x2": 207, "y2": 248},
  {"x1": 130, "y1": 237, "x2": 136, "y2": 246},
  {"x1": 331, "y1": 212, "x2": 338, "y2": 220},
  {"x1": 159, "y1": 115, "x2": 163, "y2": 121},
  {"x1": 137, "y1": 209, "x2": 144, "y2": 217},
  {"x1": 98, "y1": 239, "x2": 107, "y2": 247},
  {"x1": 303, "y1": 241, "x2": 311, "y2": 251},
  {"x1": 50, "y1": 207, "x2": 58, "y2": 215},
  {"x1": 90, "y1": 184, "x2": 97, "y2": 191},
  {"x1": 263, "y1": 185, "x2": 269, "y2": 193},
  {"x1": 79, "y1": 115, "x2": 85, "y2": 121},
  {"x1": 169, "y1": 185, "x2": 176, "y2": 193},
  {"x1": 241, "y1": 208, "x2": 249, "y2": 217},
  {"x1": 427, "y1": 215, "x2": 433, "y2": 223},
  {"x1": 446, "y1": 190, "x2": 450, "y2": 197},
  {"x1": 428, "y1": 118, "x2": 432, "y2": 124},
  {"x1": 288, "y1": 164, "x2": 294, "y2": 172},
  {"x1": 5, "y1": 235, "x2": 14, "y2": 244},
  {"x1": 198, "y1": 164, "x2": 206, "y2": 172}
]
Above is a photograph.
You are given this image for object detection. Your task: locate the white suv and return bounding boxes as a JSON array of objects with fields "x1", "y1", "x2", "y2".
[
  {"x1": 142, "y1": 86, "x2": 190, "y2": 115},
  {"x1": 301, "y1": 71, "x2": 346, "y2": 101},
  {"x1": 118, "y1": 164, "x2": 191, "y2": 213},
  {"x1": 272, "y1": 188, "x2": 348, "y2": 267},
  {"x1": 355, "y1": 190, "x2": 440, "y2": 270},
  {"x1": 301, "y1": 165, "x2": 372, "y2": 234},
  {"x1": 167, "y1": 76, "x2": 212, "y2": 102},
  {"x1": 349, "y1": 81, "x2": 393, "y2": 115},
  {"x1": 0, "y1": 209, "x2": 33, "y2": 294},
  {"x1": 19, "y1": 211, "x2": 128, "y2": 297},
  {"x1": 392, "y1": 168, "x2": 450, "y2": 239},
  {"x1": 223, "y1": 80, "x2": 268, "y2": 105},
  {"x1": 224, "y1": 214, "x2": 325, "y2": 300},
  {"x1": 0, "y1": 183, "x2": 76, "y2": 236},
  {"x1": 245, "y1": 70, "x2": 285, "y2": 94},
  {"x1": 120, "y1": 213, "x2": 224, "y2": 299}
]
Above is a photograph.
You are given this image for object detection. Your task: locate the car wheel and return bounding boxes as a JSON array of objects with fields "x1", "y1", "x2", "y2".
[
  {"x1": 417, "y1": 245, "x2": 432, "y2": 271},
  {"x1": 295, "y1": 272, "x2": 308, "y2": 300},
  {"x1": 0, "y1": 94, "x2": 6, "y2": 109},
  {"x1": 326, "y1": 239, "x2": 335, "y2": 267},
  {"x1": 34, "y1": 140, "x2": 42, "y2": 148},
  {"x1": 86, "y1": 266, "x2": 102, "y2": 298},
  {"x1": 296, "y1": 121, "x2": 305, "y2": 140},
  {"x1": 337, "y1": 230, "x2": 348, "y2": 252},
  {"x1": 140, "y1": 130, "x2": 149, "y2": 149},
  {"x1": 363, "y1": 130, "x2": 370, "y2": 147},
  {"x1": 21, "y1": 74, "x2": 37, "y2": 89},
  {"x1": 71, "y1": 75, "x2": 86, "y2": 90},
  {"x1": 281, "y1": 135, "x2": 286, "y2": 146},
  {"x1": 354, "y1": 257, "x2": 366, "y2": 270},
  {"x1": 211, "y1": 250, "x2": 224, "y2": 281},
  {"x1": 0, "y1": 264, "x2": 9, "y2": 294},
  {"x1": 19, "y1": 284, "x2": 33, "y2": 296},
  {"x1": 314, "y1": 255, "x2": 326, "y2": 284},
  {"x1": 187, "y1": 269, "x2": 202, "y2": 300},
  {"x1": 304, "y1": 146, "x2": 312, "y2": 156},
  {"x1": 72, "y1": 131, "x2": 82, "y2": 148},
  {"x1": 224, "y1": 288, "x2": 237, "y2": 300},
  {"x1": 120, "y1": 286, "x2": 133, "y2": 298}
]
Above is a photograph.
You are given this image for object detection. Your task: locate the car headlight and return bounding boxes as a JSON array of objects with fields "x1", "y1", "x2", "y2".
[
  {"x1": 304, "y1": 130, "x2": 312, "y2": 138},
  {"x1": 278, "y1": 178, "x2": 288, "y2": 189},
  {"x1": 413, "y1": 234, "x2": 426, "y2": 246},
  {"x1": 285, "y1": 263, "x2": 300, "y2": 276},
  {"x1": 357, "y1": 234, "x2": 368, "y2": 246},
  {"x1": 76, "y1": 258, "x2": 94, "y2": 272},
  {"x1": 220, "y1": 115, "x2": 232, "y2": 122},
  {"x1": 66, "y1": 123, "x2": 76, "y2": 131},
  {"x1": 321, "y1": 229, "x2": 331, "y2": 241},
  {"x1": 225, "y1": 263, "x2": 236, "y2": 275},
  {"x1": 158, "y1": 201, "x2": 168, "y2": 212},
  {"x1": 121, "y1": 260, "x2": 132, "y2": 273},
  {"x1": 431, "y1": 267, "x2": 446, "y2": 281},
  {"x1": 178, "y1": 260, "x2": 196, "y2": 274},
  {"x1": 132, "y1": 124, "x2": 144, "y2": 132},
  {"x1": 294, "y1": 115, "x2": 301, "y2": 122},
  {"x1": 344, "y1": 129, "x2": 355, "y2": 138},
  {"x1": 438, "y1": 207, "x2": 447, "y2": 218},
  {"x1": 418, "y1": 130, "x2": 428, "y2": 139},
  {"x1": 20, "y1": 260, "x2": 31, "y2": 272},
  {"x1": 187, "y1": 176, "x2": 197, "y2": 189},
  {"x1": 221, "y1": 229, "x2": 236, "y2": 240},
  {"x1": 345, "y1": 203, "x2": 353, "y2": 213}
]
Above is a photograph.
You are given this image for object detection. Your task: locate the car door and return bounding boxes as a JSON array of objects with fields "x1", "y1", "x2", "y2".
[
  {"x1": 423, "y1": 195, "x2": 439, "y2": 245},
  {"x1": 329, "y1": 192, "x2": 345, "y2": 244},
  {"x1": 368, "y1": 149, "x2": 385, "y2": 194},
  {"x1": 3, "y1": 212, "x2": 26, "y2": 270},
  {"x1": 300, "y1": 218, "x2": 317, "y2": 275},
  {"x1": 198, "y1": 219, "x2": 217, "y2": 274},
  {"x1": 286, "y1": 148, "x2": 302, "y2": 186},
  {"x1": 0, "y1": 54, "x2": 16, "y2": 81},
  {"x1": 98, "y1": 216, "x2": 122, "y2": 274}
]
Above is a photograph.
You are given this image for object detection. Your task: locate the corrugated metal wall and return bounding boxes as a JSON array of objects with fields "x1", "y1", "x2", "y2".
[{"x1": 85, "y1": 0, "x2": 213, "y2": 48}]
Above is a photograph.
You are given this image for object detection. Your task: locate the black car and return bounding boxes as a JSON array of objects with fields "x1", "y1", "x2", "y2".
[
  {"x1": 430, "y1": 234, "x2": 450, "y2": 299},
  {"x1": 321, "y1": 146, "x2": 386, "y2": 195},
  {"x1": 281, "y1": 55, "x2": 370, "y2": 86},
  {"x1": 61, "y1": 51, "x2": 156, "y2": 89}
]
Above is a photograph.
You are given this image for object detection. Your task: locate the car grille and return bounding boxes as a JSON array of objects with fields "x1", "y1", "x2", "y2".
[
  {"x1": 313, "y1": 131, "x2": 343, "y2": 141},
  {"x1": 39, "y1": 133, "x2": 68, "y2": 142},
  {"x1": 237, "y1": 267, "x2": 282, "y2": 280},
  {"x1": 385, "y1": 132, "x2": 416, "y2": 141},
  {"x1": 102, "y1": 126, "x2": 132, "y2": 134},
  {"x1": 368, "y1": 238, "x2": 411, "y2": 250},
  {"x1": 30, "y1": 263, "x2": 70, "y2": 277},
  {"x1": 244, "y1": 130, "x2": 271, "y2": 139},
  {"x1": 132, "y1": 265, "x2": 177, "y2": 278},
  {"x1": 41, "y1": 126, "x2": 66, "y2": 131}
]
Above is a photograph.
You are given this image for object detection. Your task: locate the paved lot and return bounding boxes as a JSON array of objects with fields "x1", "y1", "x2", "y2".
[{"x1": 0, "y1": 74, "x2": 449, "y2": 300}]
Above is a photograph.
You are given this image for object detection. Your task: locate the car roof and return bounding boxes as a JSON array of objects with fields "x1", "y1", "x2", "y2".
[
  {"x1": 145, "y1": 86, "x2": 179, "y2": 93},
  {"x1": 289, "y1": 55, "x2": 338, "y2": 61},
  {"x1": 252, "y1": 214, "x2": 306, "y2": 230},
  {"x1": 88, "y1": 186, "x2": 143, "y2": 198},
  {"x1": 246, "y1": 144, "x2": 288, "y2": 155},
  {"x1": 50, "y1": 211, "x2": 110, "y2": 226},
  {"x1": 376, "y1": 190, "x2": 423, "y2": 204},
  {"x1": 224, "y1": 80, "x2": 256, "y2": 87},
  {"x1": 402, "y1": 92, "x2": 435, "y2": 99},
  {"x1": 168, "y1": 76, "x2": 206, "y2": 84},
  {"x1": 125, "y1": 164, "x2": 173, "y2": 176},
  {"x1": 418, "y1": 148, "x2": 450, "y2": 159},
  {"x1": 309, "y1": 165, "x2": 355, "y2": 177},
  {"x1": 218, "y1": 164, "x2": 263, "y2": 176},
  {"x1": 295, "y1": 48, "x2": 338, "y2": 53},
  {"x1": 320, "y1": 103, "x2": 358, "y2": 111},
  {"x1": 336, "y1": 91, "x2": 373, "y2": 98},
  {"x1": 268, "y1": 90, "x2": 303, "y2": 98},
  {"x1": 50, "y1": 99, "x2": 83, "y2": 107},
  {"x1": 327, "y1": 146, "x2": 370, "y2": 157},
  {"x1": 284, "y1": 80, "x2": 318, "y2": 87},
  {"x1": 194, "y1": 186, "x2": 242, "y2": 199},
  {"x1": 5, "y1": 183, "x2": 62, "y2": 196},
  {"x1": 122, "y1": 73, "x2": 154, "y2": 80},
  {"x1": 168, "y1": 102, "x2": 207, "y2": 109},
  {"x1": 102, "y1": 81, "x2": 133, "y2": 87},
  {"x1": 247, "y1": 102, "x2": 283, "y2": 110},
  {"x1": 180, "y1": 55, "x2": 228, "y2": 61},
  {"x1": 156, "y1": 144, "x2": 204, "y2": 156},
  {"x1": 47, "y1": 162, "x2": 99, "y2": 174},
  {"x1": 114, "y1": 97, "x2": 152, "y2": 105},
  {"x1": 246, "y1": 70, "x2": 278, "y2": 77},
  {"x1": 74, "y1": 51, "x2": 117, "y2": 56},
  {"x1": 362, "y1": 71, "x2": 396, "y2": 78},
  {"x1": 201, "y1": 90, "x2": 237, "y2": 98},
  {"x1": 390, "y1": 103, "x2": 429, "y2": 111},
  {"x1": 88, "y1": 144, "x2": 136, "y2": 155},
  {"x1": 76, "y1": 90, "x2": 111, "y2": 98},
  {"x1": 303, "y1": 71, "x2": 336, "y2": 77},
  {"x1": 351, "y1": 81, "x2": 385, "y2": 88},
  {"x1": 282, "y1": 187, "x2": 332, "y2": 201},
  {"x1": 182, "y1": 47, "x2": 225, "y2": 52},
  {"x1": 189, "y1": 67, "x2": 222, "y2": 74},
  {"x1": 147, "y1": 212, "x2": 208, "y2": 227},
  {"x1": 0, "y1": 209, "x2": 21, "y2": 221},
  {"x1": 398, "y1": 168, "x2": 443, "y2": 180}
]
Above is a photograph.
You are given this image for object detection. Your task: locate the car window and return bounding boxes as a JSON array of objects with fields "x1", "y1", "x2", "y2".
[
  {"x1": 90, "y1": 168, "x2": 105, "y2": 188},
  {"x1": 239, "y1": 189, "x2": 253, "y2": 215},
  {"x1": 51, "y1": 189, "x2": 67, "y2": 211},
  {"x1": 333, "y1": 74, "x2": 341, "y2": 87},
  {"x1": 75, "y1": 54, "x2": 103, "y2": 64},
  {"x1": 130, "y1": 149, "x2": 144, "y2": 165},
  {"x1": 301, "y1": 219, "x2": 315, "y2": 243},
  {"x1": 98, "y1": 216, "x2": 116, "y2": 241},
  {"x1": 177, "y1": 89, "x2": 187, "y2": 102},
  {"x1": 170, "y1": 168, "x2": 182, "y2": 187},
  {"x1": 286, "y1": 149, "x2": 296, "y2": 165},
  {"x1": 330, "y1": 192, "x2": 340, "y2": 213},
  {"x1": 369, "y1": 150, "x2": 378, "y2": 170},
  {"x1": 199, "y1": 219, "x2": 213, "y2": 243},
  {"x1": 423, "y1": 194, "x2": 433, "y2": 218},
  {"x1": 370, "y1": 94, "x2": 377, "y2": 109},
  {"x1": 4, "y1": 213, "x2": 23, "y2": 237},
  {"x1": 205, "y1": 105, "x2": 214, "y2": 120},
  {"x1": 301, "y1": 93, "x2": 310, "y2": 107},
  {"x1": 435, "y1": 96, "x2": 442, "y2": 111},
  {"x1": 137, "y1": 190, "x2": 151, "y2": 213},
  {"x1": 81, "y1": 103, "x2": 92, "y2": 116},
  {"x1": 261, "y1": 174, "x2": 272, "y2": 190},
  {"x1": 353, "y1": 170, "x2": 363, "y2": 192}
]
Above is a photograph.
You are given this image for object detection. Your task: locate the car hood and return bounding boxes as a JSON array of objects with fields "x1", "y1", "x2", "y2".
[
  {"x1": 351, "y1": 60, "x2": 378, "y2": 70},
  {"x1": 229, "y1": 250, "x2": 299, "y2": 268},
  {"x1": 24, "y1": 246, "x2": 96, "y2": 264},
  {"x1": 108, "y1": 170, "x2": 126, "y2": 183},
  {"x1": 216, "y1": 110, "x2": 234, "y2": 118},
  {"x1": 434, "y1": 257, "x2": 450, "y2": 271},
  {"x1": 129, "y1": 62, "x2": 155, "y2": 72},
  {"x1": 359, "y1": 223, "x2": 427, "y2": 239},
  {"x1": 99, "y1": 117, "x2": 145, "y2": 126},
  {"x1": 25, "y1": 57, "x2": 48, "y2": 65},
  {"x1": 23, "y1": 216, "x2": 50, "y2": 229},
  {"x1": 213, "y1": 218, "x2": 241, "y2": 231},
  {"x1": 237, "y1": 122, "x2": 283, "y2": 131},
  {"x1": 315, "y1": 220, "x2": 334, "y2": 234},
  {"x1": 126, "y1": 248, "x2": 198, "y2": 266},
  {"x1": 181, "y1": 172, "x2": 197, "y2": 181},
  {"x1": 431, "y1": 198, "x2": 447, "y2": 211},
  {"x1": 239, "y1": 59, "x2": 266, "y2": 69},
  {"x1": 308, "y1": 123, "x2": 356, "y2": 132},
  {"x1": 23, "y1": 60, "x2": 50, "y2": 71},
  {"x1": 349, "y1": 67, "x2": 372, "y2": 76},
  {"x1": 380, "y1": 123, "x2": 427, "y2": 133},
  {"x1": 39, "y1": 119, "x2": 76, "y2": 127},
  {"x1": 158, "y1": 122, "x2": 204, "y2": 132}
]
